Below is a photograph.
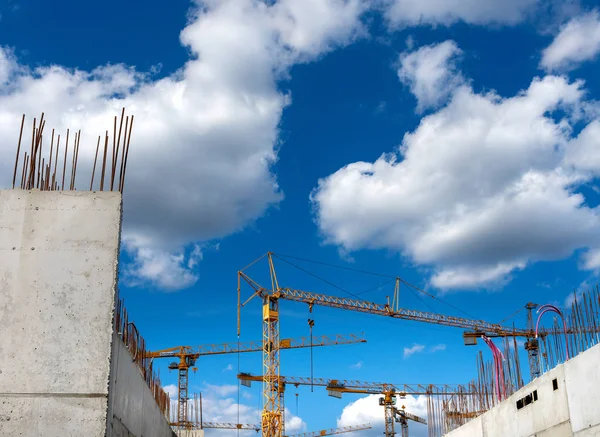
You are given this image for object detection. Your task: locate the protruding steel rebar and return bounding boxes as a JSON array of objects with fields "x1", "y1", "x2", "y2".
[{"x1": 9, "y1": 108, "x2": 134, "y2": 194}]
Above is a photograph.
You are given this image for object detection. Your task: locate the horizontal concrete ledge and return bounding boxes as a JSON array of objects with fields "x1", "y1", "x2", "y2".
[{"x1": 0, "y1": 393, "x2": 108, "y2": 398}]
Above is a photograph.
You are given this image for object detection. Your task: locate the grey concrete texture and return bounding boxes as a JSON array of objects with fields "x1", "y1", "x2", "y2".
[
  {"x1": 0, "y1": 190, "x2": 174, "y2": 436},
  {"x1": 0, "y1": 396, "x2": 108, "y2": 436},
  {"x1": 0, "y1": 190, "x2": 122, "y2": 394},
  {"x1": 445, "y1": 341, "x2": 600, "y2": 437},
  {"x1": 106, "y1": 334, "x2": 176, "y2": 437}
]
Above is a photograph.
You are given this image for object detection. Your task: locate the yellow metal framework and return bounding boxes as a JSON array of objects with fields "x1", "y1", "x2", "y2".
[
  {"x1": 325, "y1": 385, "x2": 426, "y2": 437},
  {"x1": 146, "y1": 333, "x2": 366, "y2": 428},
  {"x1": 202, "y1": 423, "x2": 261, "y2": 431},
  {"x1": 239, "y1": 373, "x2": 436, "y2": 437},
  {"x1": 285, "y1": 424, "x2": 372, "y2": 437},
  {"x1": 237, "y1": 253, "x2": 507, "y2": 437},
  {"x1": 238, "y1": 373, "x2": 471, "y2": 396}
]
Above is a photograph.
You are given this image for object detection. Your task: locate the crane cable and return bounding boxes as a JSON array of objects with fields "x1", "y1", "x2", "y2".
[
  {"x1": 237, "y1": 333, "x2": 240, "y2": 437},
  {"x1": 308, "y1": 315, "x2": 314, "y2": 393},
  {"x1": 272, "y1": 252, "x2": 479, "y2": 320}
]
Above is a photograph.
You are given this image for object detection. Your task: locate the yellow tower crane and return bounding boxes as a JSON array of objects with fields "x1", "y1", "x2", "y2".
[
  {"x1": 285, "y1": 424, "x2": 372, "y2": 437},
  {"x1": 394, "y1": 407, "x2": 427, "y2": 437},
  {"x1": 326, "y1": 382, "x2": 427, "y2": 437},
  {"x1": 146, "y1": 333, "x2": 366, "y2": 429},
  {"x1": 237, "y1": 253, "x2": 529, "y2": 437},
  {"x1": 238, "y1": 373, "x2": 472, "y2": 437}
]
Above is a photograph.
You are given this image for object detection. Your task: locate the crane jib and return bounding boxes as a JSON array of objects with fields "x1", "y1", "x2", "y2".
[{"x1": 259, "y1": 287, "x2": 530, "y2": 336}]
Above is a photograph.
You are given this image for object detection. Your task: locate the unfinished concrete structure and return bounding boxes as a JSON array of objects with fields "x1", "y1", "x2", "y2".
[
  {"x1": 445, "y1": 341, "x2": 600, "y2": 437},
  {"x1": 0, "y1": 190, "x2": 174, "y2": 437}
]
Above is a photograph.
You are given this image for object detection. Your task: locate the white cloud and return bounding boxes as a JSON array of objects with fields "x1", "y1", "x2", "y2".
[
  {"x1": 403, "y1": 343, "x2": 425, "y2": 358},
  {"x1": 384, "y1": 0, "x2": 537, "y2": 28},
  {"x1": 163, "y1": 384, "x2": 178, "y2": 400},
  {"x1": 311, "y1": 75, "x2": 600, "y2": 290},
  {"x1": 540, "y1": 9, "x2": 600, "y2": 71},
  {"x1": 398, "y1": 40, "x2": 464, "y2": 112},
  {"x1": 564, "y1": 120, "x2": 600, "y2": 175},
  {"x1": 351, "y1": 360, "x2": 363, "y2": 369},
  {"x1": 223, "y1": 364, "x2": 234, "y2": 372},
  {"x1": 429, "y1": 344, "x2": 446, "y2": 352},
  {"x1": 337, "y1": 394, "x2": 428, "y2": 437},
  {"x1": 582, "y1": 249, "x2": 600, "y2": 271},
  {"x1": 0, "y1": 0, "x2": 367, "y2": 290},
  {"x1": 122, "y1": 240, "x2": 204, "y2": 290}
]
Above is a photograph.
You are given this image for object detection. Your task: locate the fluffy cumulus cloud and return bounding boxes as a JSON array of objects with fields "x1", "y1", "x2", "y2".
[
  {"x1": 398, "y1": 40, "x2": 464, "y2": 112},
  {"x1": 0, "y1": 0, "x2": 367, "y2": 290},
  {"x1": 384, "y1": 0, "x2": 538, "y2": 28},
  {"x1": 337, "y1": 394, "x2": 428, "y2": 437},
  {"x1": 312, "y1": 56, "x2": 600, "y2": 290},
  {"x1": 540, "y1": 9, "x2": 600, "y2": 71}
]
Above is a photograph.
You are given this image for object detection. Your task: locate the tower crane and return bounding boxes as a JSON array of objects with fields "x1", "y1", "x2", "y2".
[
  {"x1": 394, "y1": 407, "x2": 427, "y2": 437},
  {"x1": 326, "y1": 382, "x2": 427, "y2": 437},
  {"x1": 146, "y1": 333, "x2": 366, "y2": 429},
  {"x1": 237, "y1": 253, "x2": 529, "y2": 437},
  {"x1": 285, "y1": 424, "x2": 372, "y2": 437},
  {"x1": 238, "y1": 373, "x2": 473, "y2": 437}
]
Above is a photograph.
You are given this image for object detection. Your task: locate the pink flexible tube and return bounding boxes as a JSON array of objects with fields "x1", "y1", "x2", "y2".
[{"x1": 536, "y1": 305, "x2": 570, "y2": 360}]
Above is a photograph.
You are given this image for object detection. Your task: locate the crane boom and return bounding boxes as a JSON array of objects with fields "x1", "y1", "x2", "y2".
[
  {"x1": 146, "y1": 333, "x2": 366, "y2": 359},
  {"x1": 238, "y1": 373, "x2": 475, "y2": 395},
  {"x1": 239, "y1": 277, "x2": 530, "y2": 337},
  {"x1": 285, "y1": 424, "x2": 372, "y2": 437},
  {"x1": 202, "y1": 423, "x2": 260, "y2": 431},
  {"x1": 147, "y1": 333, "x2": 366, "y2": 429},
  {"x1": 395, "y1": 408, "x2": 426, "y2": 425}
]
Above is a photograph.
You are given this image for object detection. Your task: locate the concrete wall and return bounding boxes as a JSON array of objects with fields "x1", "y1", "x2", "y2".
[
  {"x1": 107, "y1": 333, "x2": 176, "y2": 437},
  {"x1": 445, "y1": 342, "x2": 600, "y2": 437},
  {"x1": 0, "y1": 190, "x2": 174, "y2": 437},
  {"x1": 0, "y1": 190, "x2": 122, "y2": 436}
]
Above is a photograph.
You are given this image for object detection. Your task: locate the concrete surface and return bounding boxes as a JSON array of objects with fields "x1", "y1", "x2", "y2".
[
  {"x1": 107, "y1": 333, "x2": 176, "y2": 437},
  {"x1": 0, "y1": 190, "x2": 174, "y2": 437},
  {"x1": 445, "y1": 341, "x2": 600, "y2": 437},
  {"x1": 0, "y1": 190, "x2": 122, "y2": 436}
]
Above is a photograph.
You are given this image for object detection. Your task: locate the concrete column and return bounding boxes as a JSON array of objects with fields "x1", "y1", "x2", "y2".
[{"x1": 0, "y1": 190, "x2": 122, "y2": 436}]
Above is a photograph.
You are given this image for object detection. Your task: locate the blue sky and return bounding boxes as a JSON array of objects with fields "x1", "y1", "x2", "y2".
[{"x1": 1, "y1": 0, "x2": 600, "y2": 435}]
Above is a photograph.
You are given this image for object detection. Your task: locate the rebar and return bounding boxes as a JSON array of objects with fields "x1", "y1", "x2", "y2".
[{"x1": 9, "y1": 108, "x2": 134, "y2": 194}]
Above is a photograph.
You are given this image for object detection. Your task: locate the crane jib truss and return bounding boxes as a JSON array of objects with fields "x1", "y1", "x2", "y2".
[
  {"x1": 146, "y1": 333, "x2": 366, "y2": 429},
  {"x1": 239, "y1": 271, "x2": 530, "y2": 338},
  {"x1": 285, "y1": 424, "x2": 372, "y2": 437}
]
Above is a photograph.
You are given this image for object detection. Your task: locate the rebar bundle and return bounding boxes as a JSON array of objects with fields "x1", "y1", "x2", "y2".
[{"x1": 10, "y1": 108, "x2": 134, "y2": 193}]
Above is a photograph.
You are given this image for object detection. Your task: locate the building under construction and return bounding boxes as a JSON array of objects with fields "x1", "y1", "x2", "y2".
[{"x1": 1, "y1": 110, "x2": 599, "y2": 437}]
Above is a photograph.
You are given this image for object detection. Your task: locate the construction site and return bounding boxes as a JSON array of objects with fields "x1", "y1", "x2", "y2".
[{"x1": 1, "y1": 109, "x2": 600, "y2": 437}]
